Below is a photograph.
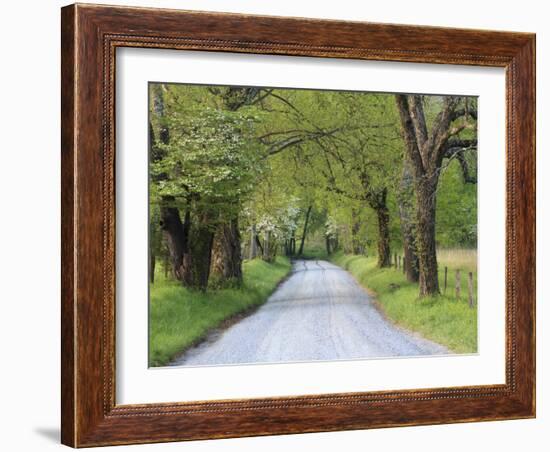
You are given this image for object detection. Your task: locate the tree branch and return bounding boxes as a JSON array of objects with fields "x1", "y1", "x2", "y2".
[
  {"x1": 407, "y1": 95, "x2": 429, "y2": 152},
  {"x1": 441, "y1": 139, "x2": 478, "y2": 158},
  {"x1": 441, "y1": 139, "x2": 478, "y2": 184},
  {"x1": 429, "y1": 96, "x2": 462, "y2": 167},
  {"x1": 450, "y1": 108, "x2": 478, "y2": 122},
  {"x1": 265, "y1": 128, "x2": 343, "y2": 156},
  {"x1": 395, "y1": 95, "x2": 426, "y2": 178}
]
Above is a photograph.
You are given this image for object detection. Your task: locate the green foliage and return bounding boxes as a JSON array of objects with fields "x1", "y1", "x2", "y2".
[
  {"x1": 149, "y1": 256, "x2": 291, "y2": 366},
  {"x1": 436, "y1": 159, "x2": 477, "y2": 247},
  {"x1": 150, "y1": 86, "x2": 264, "y2": 218},
  {"x1": 331, "y1": 253, "x2": 477, "y2": 353},
  {"x1": 251, "y1": 90, "x2": 405, "y2": 257},
  {"x1": 150, "y1": 83, "x2": 477, "y2": 259},
  {"x1": 149, "y1": 202, "x2": 163, "y2": 257}
]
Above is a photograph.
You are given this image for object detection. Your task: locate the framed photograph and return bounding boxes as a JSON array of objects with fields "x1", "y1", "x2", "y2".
[{"x1": 61, "y1": 3, "x2": 535, "y2": 447}]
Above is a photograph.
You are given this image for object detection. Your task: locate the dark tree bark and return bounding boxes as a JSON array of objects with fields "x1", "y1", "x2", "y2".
[
  {"x1": 361, "y1": 175, "x2": 391, "y2": 268},
  {"x1": 263, "y1": 230, "x2": 271, "y2": 261},
  {"x1": 211, "y1": 217, "x2": 243, "y2": 285},
  {"x1": 351, "y1": 208, "x2": 362, "y2": 254},
  {"x1": 399, "y1": 212, "x2": 420, "y2": 283},
  {"x1": 181, "y1": 214, "x2": 215, "y2": 291},
  {"x1": 325, "y1": 234, "x2": 332, "y2": 255},
  {"x1": 149, "y1": 253, "x2": 156, "y2": 284},
  {"x1": 366, "y1": 188, "x2": 391, "y2": 268},
  {"x1": 398, "y1": 157, "x2": 420, "y2": 282},
  {"x1": 160, "y1": 204, "x2": 215, "y2": 291},
  {"x1": 375, "y1": 206, "x2": 391, "y2": 268},
  {"x1": 395, "y1": 95, "x2": 439, "y2": 294},
  {"x1": 297, "y1": 205, "x2": 313, "y2": 256},
  {"x1": 442, "y1": 140, "x2": 478, "y2": 184},
  {"x1": 160, "y1": 200, "x2": 188, "y2": 280},
  {"x1": 415, "y1": 178, "x2": 440, "y2": 295},
  {"x1": 255, "y1": 234, "x2": 264, "y2": 256}
]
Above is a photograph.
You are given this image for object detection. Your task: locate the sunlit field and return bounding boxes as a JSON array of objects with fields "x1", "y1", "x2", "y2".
[{"x1": 437, "y1": 248, "x2": 477, "y2": 273}]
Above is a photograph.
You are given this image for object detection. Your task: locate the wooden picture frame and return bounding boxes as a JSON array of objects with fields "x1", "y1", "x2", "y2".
[{"x1": 61, "y1": 3, "x2": 535, "y2": 447}]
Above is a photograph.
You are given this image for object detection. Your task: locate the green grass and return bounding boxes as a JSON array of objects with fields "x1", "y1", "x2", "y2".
[
  {"x1": 330, "y1": 252, "x2": 477, "y2": 354},
  {"x1": 149, "y1": 256, "x2": 292, "y2": 367}
]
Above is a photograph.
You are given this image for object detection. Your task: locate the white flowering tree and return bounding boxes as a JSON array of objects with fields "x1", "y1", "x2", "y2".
[{"x1": 150, "y1": 85, "x2": 264, "y2": 290}]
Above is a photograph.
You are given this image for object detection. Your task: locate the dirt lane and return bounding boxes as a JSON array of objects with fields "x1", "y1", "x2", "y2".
[{"x1": 170, "y1": 260, "x2": 448, "y2": 366}]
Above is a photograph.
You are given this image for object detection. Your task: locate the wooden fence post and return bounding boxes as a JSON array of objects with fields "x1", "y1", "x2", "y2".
[
  {"x1": 444, "y1": 267, "x2": 448, "y2": 294},
  {"x1": 398, "y1": 255, "x2": 401, "y2": 270},
  {"x1": 394, "y1": 253, "x2": 397, "y2": 269},
  {"x1": 468, "y1": 272, "x2": 474, "y2": 308},
  {"x1": 455, "y1": 269, "x2": 461, "y2": 299},
  {"x1": 402, "y1": 255, "x2": 406, "y2": 274}
]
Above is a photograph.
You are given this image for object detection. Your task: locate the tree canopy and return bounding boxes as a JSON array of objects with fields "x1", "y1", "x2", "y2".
[{"x1": 149, "y1": 83, "x2": 477, "y2": 296}]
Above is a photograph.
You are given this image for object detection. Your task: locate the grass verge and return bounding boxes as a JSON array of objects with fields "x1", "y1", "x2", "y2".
[
  {"x1": 149, "y1": 256, "x2": 291, "y2": 367},
  {"x1": 330, "y1": 252, "x2": 477, "y2": 353}
]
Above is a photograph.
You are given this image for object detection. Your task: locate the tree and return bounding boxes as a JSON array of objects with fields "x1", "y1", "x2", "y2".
[
  {"x1": 312, "y1": 92, "x2": 401, "y2": 267},
  {"x1": 149, "y1": 82, "x2": 478, "y2": 295},
  {"x1": 297, "y1": 205, "x2": 313, "y2": 256},
  {"x1": 397, "y1": 156, "x2": 420, "y2": 282},
  {"x1": 150, "y1": 85, "x2": 263, "y2": 290},
  {"x1": 324, "y1": 215, "x2": 339, "y2": 255},
  {"x1": 208, "y1": 87, "x2": 272, "y2": 284},
  {"x1": 251, "y1": 89, "x2": 402, "y2": 265},
  {"x1": 395, "y1": 94, "x2": 477, "y2": 296},
  {"x1": 148, "y1": 85, "x2": 190, "y2": 282},
  {"x1": 210, "y1": 219, "x2": 242, "y2": 286}
]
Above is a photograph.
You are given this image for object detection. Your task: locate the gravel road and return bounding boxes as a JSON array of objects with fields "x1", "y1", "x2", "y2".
[{"x1": 170, "y1": 259, "x2": 448, "y2": 367}]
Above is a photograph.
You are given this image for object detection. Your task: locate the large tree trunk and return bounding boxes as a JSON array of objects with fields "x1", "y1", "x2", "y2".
[
  {"x1": 211, "y1": 217, "x2": 243, "y2": 285},
  {"x1": 366, "y1": 188, "x2": 391, "y2": 268},
  {"x1": 298, "y1": 205, "x2": 313, "y2": 256},
  {"x1": 181, "y1": 213, "x2": 214, "y2": 291},
  {"x1": 255, "y1": 235, "x2": 264, "y2": 256},
  {"x1": 375, "y1": 204, "x2": 391, "y2": 268},
  {"x1": 416, "y1": 178, "x2": 440, "y2": 295},
  {"x1": 149, "y1": 253, "x2": 156, "y2": 284},
  {"x1": 351, "y1": 208, "x2": 362, "y2": 254},
  {"x1": 161, "y1": 202, "x2": 215, "y2": 291},
  {"x1": 398, "y1": 158, "x2": 420, "y2": 282},
  {"x1": 400, "y1": 216, "x2": 420, "y2": 282},
  {"x1": 395, "y1": 94, "x2": 462, "y2": 297},
  {"x1": 160, "y1": 199, "x2": 188, "y2": 280}
]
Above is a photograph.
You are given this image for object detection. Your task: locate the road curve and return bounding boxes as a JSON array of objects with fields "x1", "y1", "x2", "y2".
[{"x1": 170, "y1": 259, "x2": 448, "y2": 367}]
